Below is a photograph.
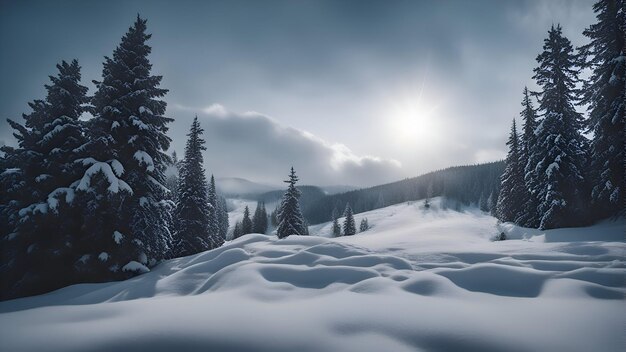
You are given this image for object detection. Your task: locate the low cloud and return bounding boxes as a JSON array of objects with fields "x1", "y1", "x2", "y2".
[{"x1": 175, "y1": 104, "x2": 403, "y2": 187}]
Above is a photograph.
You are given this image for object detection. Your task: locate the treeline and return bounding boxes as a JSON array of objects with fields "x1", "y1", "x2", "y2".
[
  {"x1": 304, "y1": 161, "x2": 505, "y2": 225},
  {"x1": 497, "y1": 1, "x2": 624, "y2": 229},
  {"x1": 232, "y1": 202, "x2": 269, "y2": 238},
  {"x1": 0, "y1": 17, "x2": 225, "y2": 300}
]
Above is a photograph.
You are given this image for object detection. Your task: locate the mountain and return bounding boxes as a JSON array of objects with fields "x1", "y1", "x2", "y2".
[
  {"x1": 304, "y1": 161, "x2": 505, "y2": 224},
  {"x1": 216, "y1": 177, "x2": 279, "y2": 197}
]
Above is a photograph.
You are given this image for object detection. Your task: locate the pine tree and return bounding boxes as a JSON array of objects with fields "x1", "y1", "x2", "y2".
[
  {"x1": 580, "y1": 0, "x2": 625, "y2": 219},
  {"x1": 173, "y1": 117, "x2": 222, "y2": 256},
  {"x1": 331, "y1": 207, "x2": 341, "y2": 237},
  {"x1": 1, "y1": 60, "x2": 89, "y2": 298},
  {"x1": 232, "y1": 221, "x2": 242, "y2": 239},
  {"x1": 518, "y1": 87, "x2": 541, "y2": 227},
  {"x1": 276, "y1": 167, "x2": 307, "y2": 238},
  {"x1": 217, "y1": 196, "x2": 229, "y2": 239},
  {"x1": 496, "y1": 119, "x2": 526, "y2": 223},
  {"x1": 342, "y1": 203, "x2": 356, "y2": 236},
  {"x1": 207, "y1": 175, "x2": 219, "y2": 236},
  {"x1": 241, "y1": 205, "x2": 253, "y2": 235},
  {"x1": 359, "y1": 218, "x2": 369, "y2": 232},
  {"x1": 532, "y1": 25, "x2": 589, "y2": 229},
  {"x1": 75, "y1": 15, "x2": 174, "y2": 275},
  {"x1": 252, "y1": 201, "x2": 268, "y2": 234}
]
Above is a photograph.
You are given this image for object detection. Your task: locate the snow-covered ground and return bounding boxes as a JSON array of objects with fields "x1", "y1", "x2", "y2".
[{"x1": 1, "y1": 198, "x2": 624, "y2": 352}]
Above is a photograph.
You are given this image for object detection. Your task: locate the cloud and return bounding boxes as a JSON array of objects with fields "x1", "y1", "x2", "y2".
[{"x1": 176, "y1": 104, "x2": 403, "y2": 187}]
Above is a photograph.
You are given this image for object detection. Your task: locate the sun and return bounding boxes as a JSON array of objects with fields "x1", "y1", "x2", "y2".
[{"x1": 388, "y1": 97, "x2": 439, "y2": 145}]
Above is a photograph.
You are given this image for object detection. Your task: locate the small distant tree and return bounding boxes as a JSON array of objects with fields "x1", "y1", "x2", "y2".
[
  {"x1": 359, "y1": 218, "x2": 369, "y2": 232},
  {"x1": 232, "y1": 221, "x2": 243, "y2": 239},
  {"x1": 242, "y1": 205, "x2": 253, "y2": 235},
  {"x1": 331, "y1": 215, "x2": 341, "y2": 237},
  {"x1": 252, "y1": 201, "x2": 268, "y2": 234},
  {"x1": 423, "y1": 198, "x2": 431, "y2": 209},
  {"x1": 276, "y1": 167, "x2": 307, "y2": 238},
  {"x1": 343, "y1": 203, "x2": 356, "y2": 236}
]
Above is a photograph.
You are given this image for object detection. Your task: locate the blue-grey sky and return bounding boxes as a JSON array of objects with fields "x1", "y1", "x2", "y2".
[{"x1": 0, "y1": 0, "x2": 595, "y2": 186}]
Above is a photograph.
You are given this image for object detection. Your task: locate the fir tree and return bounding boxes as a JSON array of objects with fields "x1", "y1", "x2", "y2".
[
  {"x1": 276, "y1": 167, "x2": 307, "y2": 238},
  {"x1": 518, "y1": 87, "x2": 541, "y2": 227},
  {"x1": 359, "y1": 218, "x2": 369, "y2": 232},
  {"x1": 207, "y1": 175, "x2": 219, "y2": 236},
  {"x1": 342, "y1": 203, "x2": 356, "y2": 236},
  {"x1": 241, "y1": 205, "x2": 253, "y2": 235},
  {"x1": 232, "y1": 221, "x2": 243, "y2": 239},
  {"x1": 532, "y1": 25, "x2": 589, "y2": 229},
  {"x1": 217, "y1": 196, "x2": 229, "y2": 239},
  {"x1": 252, "y1": 201, "x2": 268, "y2": 234},
  {"x1": 331, "y1": 207, "x2": 341, "y2": 237},
  {"x1": 173, "y1": 117, "x2": 222, "y2": 256},
  {"x1": 1, "y1": 60, "x2": 89, "y2": 298},
  {"x1": 580, "y1": 0, "x2": 625, "y2": 219},
  {"x1": 78, "y1": 15, "x2": 174, "y2": 274},
  {"x1": 496, "y1": 119, "x2": 526, "y2": 223}
]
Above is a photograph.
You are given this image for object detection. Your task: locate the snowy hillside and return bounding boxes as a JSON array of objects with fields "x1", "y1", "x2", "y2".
[{"x1": 1, "y1": 199, "x2": 624, "y2": 352}]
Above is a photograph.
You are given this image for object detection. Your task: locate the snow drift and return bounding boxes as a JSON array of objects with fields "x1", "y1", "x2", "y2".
[{"x1": 0, "y1": 199, "x2": 624, "y2": 352}]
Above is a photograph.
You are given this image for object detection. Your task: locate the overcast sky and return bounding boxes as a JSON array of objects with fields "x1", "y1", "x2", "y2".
[{"x1": 0, "y1": 0, "x2": 595, "y2": 187}]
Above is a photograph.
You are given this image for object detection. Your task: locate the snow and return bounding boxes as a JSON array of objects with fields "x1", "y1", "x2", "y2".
[
  {"x1": 130, "y1": 116, "x2": 149, "y2": 130},
  {"x1": 122, "y1": 261, "x2": 150, "y2": 273},
  {"x1": 77, "y1": 161, "x2": 133, "y2": 195},
  {"x1": 133, "y1": 151, "x2": 155, "y2": 172},
  {"x1": 35, "y1": 174, "x2": 51, "y2": 182},
  {"x1": 112, "y1": 231, "x2": 124, "y2": 244},
  {"x1": 47, "y1": 187, "x2": 75, "y2": 211},
  {"x1": 98, "y1": 252, "x2": 109, "y2": 262},
  {"x1": 1, "y1": 198, "x2": 624, "y2": 352},
  {"x1": 111, "y1": 121, "x2": 120, "y2": 130},
  {"x1": 138, "y1": 106, "x2": 153, "y2": 115},
  {"x1": 109, "y1": 159, "x2": 124, "y2": 177}
]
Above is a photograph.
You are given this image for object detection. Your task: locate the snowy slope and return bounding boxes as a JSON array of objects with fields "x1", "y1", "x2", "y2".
[{"x1": 0, "y1": 198, "x2": 624, "y2": 352}]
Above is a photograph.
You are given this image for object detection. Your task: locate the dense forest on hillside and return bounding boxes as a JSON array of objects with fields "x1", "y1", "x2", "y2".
[{"x1": 304, "y1": 161, "x2": 504, "y2": 224}]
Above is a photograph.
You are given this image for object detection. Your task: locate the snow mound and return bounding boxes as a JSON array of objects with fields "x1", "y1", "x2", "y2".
[{"x1": 0, "y1": 199, "x2": 624, "y2": 352}]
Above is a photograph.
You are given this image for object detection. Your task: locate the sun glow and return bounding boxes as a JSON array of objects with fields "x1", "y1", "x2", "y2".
[{"x1": 388, "y1": 96, "x2": 440, "y2": 146}]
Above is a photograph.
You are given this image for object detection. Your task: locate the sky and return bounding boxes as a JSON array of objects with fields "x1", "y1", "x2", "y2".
[{"x1": 0, "y1": 0, "x2": 596, "y2": 187}]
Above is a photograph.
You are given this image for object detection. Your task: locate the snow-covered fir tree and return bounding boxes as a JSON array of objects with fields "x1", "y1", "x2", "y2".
[
  {"x1": 496, "y1": 119, "x2": 526, "y2": 223},
  {"x1": 342, "y1": 203, "x2": 356, "y2": 236},
  {"x1": 580, "y1": 0, "x2": 625, "y2": 219},
  {"x1": 217, "y1": 196, "x2": 229, "y2": 239},
  {"x1": 359, "y1": 218, "x2": 369, "y2": 232},
  {"x1": 331, "y1": 211, "x2": 341, "y2": 237},
  {"x1": 173, "y1": 117, "x2": 222, "y2": 256},
  {"x1": 1, "y1": 60, "x2": 89, "y2": 299},
  {"x1": 232, "y1": 221, "x2": 242, "y2": 239},
  {"x1": 74, "y1": 15, "x2": 174, "y2": 277},
  {"x1": 276, "y1": 167, "x2": 307, "y2": 238},
  {"x1": 531, "y1": 25, "x2": 589, "y2": 229},
  {"x1": 252, "y1": 201, "x2": 268, "y2": 234},
  {"x1": 241, "y1": 205, "x2": 253, "y2": 235},
  {"x1": 207, "y1": 175, "x2": 219, "y2": 236},
  {"x1": 518, "y1": 87, "x2": 541, "y2": 227}
]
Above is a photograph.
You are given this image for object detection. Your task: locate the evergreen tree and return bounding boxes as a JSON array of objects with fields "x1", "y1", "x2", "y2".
[
  {"x1": 217, "y1": 196, "x2": 229, "y2": 239},
  {"x1": 518, "y1": 87, "x2": 541, "y2": 227},
  {"x1": 331, "y1": 207, "x2": 341, "y2": 237},
  {"x1": 241, "y1": 205, "x2": 253, "y2": 235},
  {"x1": 1, "y1": 60, "x2": 89, "y2": 298},
  {"x1": 532, "y1": 25, "x2": 589, "y2": 229},
  {"x1": 252, "y1": 201, "x2": 268, "y2": 234},
  {"x1": 173, "y1": 117, "x2": 221, "y2": 256},
  {"x1": 232, "y1": 221, "x2": 243, "y2": 239},
  {"x1": 77, "y1": 15, "x2": 174, "y2": 275},
  {"x1": 207, "y1": 175, "x2": 219, "y2": 236},
  {"x1": 580, "y1": 0, "x2": 625, "y2": 219},
  {"x1": 496, "y1": 119, "x2": 526, "y2": 223},
  {"x1": 342, "y1": 203, "x2": 356, "y2": 236},
  {"x1": 276, "y1": 167, "x2": 307, "y2": 238},
  {"x1": 359, "y1": 218, "x2": 369, "y2": 232}
]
